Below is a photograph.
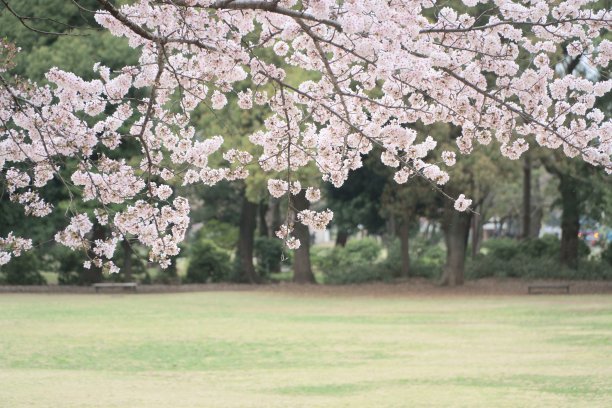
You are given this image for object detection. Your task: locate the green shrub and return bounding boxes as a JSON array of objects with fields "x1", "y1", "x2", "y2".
[
  {"x1": 196, "y1": 220, "x2": 238, "y2": 251},
  {"x1": 578, "y1": 238, "x2": 592, "y2": 259},
  {"x1": 517, "y1": 236, "x2": 558, "y2": 259},
  {"x1": 324, "y1": 262, "x2": 393, "y2": 285},
  {"x1": 185, "y1": 238, "x2": 231, "y2": 283},
  {"x1": 316, "y1": 238, "x2": 381, "y2": 272},
  {"x1": 466, "y1": 255, "x2": 550, "y2": 279},
  {"x1": 469, "y1": 236, "x2": 598, "y2": 280},
  {"x1": 254, "y1": 236, "x2": 283, "y2": 277},
  {"x1": 344, "y1": 238, "x2": 382, "y2": 262},
  {"x1": 317, "y1": 238, "x2": 389, "y2": 284},
  {"x1": 466, "y1": 253, "x2": 612, "y2": 280},
  {"x1": 52, "y1": 248, "x2": 85, "y2": 285},
  {"x1": 311, "y1": 246, "x2": 335, "y2": 272},
  {"x1": 481, "y1": 238, "x2": 521, "y2": 261},
  {"x1": 601, "y1": 244, "x2": 612, "y2": 267},
  {"x1": 410, "y1": 262, "x2": 443, "y2": 280},
  {"x1": 571, "y1": 260, "x2": 612, "y2": 280},
  {"x1": 152, "y1": 257, "x2": 180, "y2": 284},
  {"x1": 0, "y1": 252, "x2": 47, "y2": 285},
  {"x1": 382, "y1": 238, "x2": 444, "y2": 279},
  {"x1": 482, "y1": 235, "x2": 590, "y2": 262},
  {"x1": 466, "y1": 255, "x2": 504, "y2": 279}
]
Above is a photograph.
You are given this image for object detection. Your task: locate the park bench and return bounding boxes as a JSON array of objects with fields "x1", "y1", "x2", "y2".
[
  {"x1": 93, "y1": 282, "x2": 138, "y2": 293},
  {"x1": 527, "y1": 284, "x2": 570, "y2": 294}
]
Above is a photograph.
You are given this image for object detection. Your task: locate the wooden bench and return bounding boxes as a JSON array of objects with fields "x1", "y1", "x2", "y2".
[
  {"x1": 528, "y1": 284, "x2": 570, "y2": 294},
  {"x1": 93, "y1": 282, "x2": 138, "y2": 293}
]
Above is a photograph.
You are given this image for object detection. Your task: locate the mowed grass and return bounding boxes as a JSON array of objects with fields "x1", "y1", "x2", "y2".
[{"x1": 0, "y1": 291, "x2": 611, "y2": 407}]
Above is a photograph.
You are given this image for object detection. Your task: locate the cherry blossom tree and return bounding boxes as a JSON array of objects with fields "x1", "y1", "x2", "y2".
[{"x1": 1, "y1": 0, "x2": 610, "y2": 279}]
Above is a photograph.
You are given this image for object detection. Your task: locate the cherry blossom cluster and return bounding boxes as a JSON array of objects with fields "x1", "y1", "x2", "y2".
[
  {"x1": 0, "y1": 233, "x2": 33, "y2": 266},
  {"x1": 113, "y1": 197, "x2": 190, "y2": 268},
  {"x1": 275, "y1": 224, "x2": 300, "y2": 249},
  {"x1": 297, "y1": 209, "x2": 334, "y2": 231},
  {"x1": 454, "y1": 194, "x2": 473, "y2": 212},
  {"x1": 1, "y1": 0, "x2": 610, "y2": 269}
]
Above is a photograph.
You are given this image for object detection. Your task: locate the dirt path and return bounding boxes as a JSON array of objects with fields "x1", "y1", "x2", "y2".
[{"x1": 1, "y1": 278, "x2": 611, "y2": 296}]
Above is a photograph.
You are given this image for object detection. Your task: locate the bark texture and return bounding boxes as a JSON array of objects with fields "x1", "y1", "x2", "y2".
[
  {"x1": 440, "y1": 200, "x2": 472, "y2": 286},
  {"x1": 236, "y1": 196, "x2": 260, "y2": 283},
  {"x1": 122, "y1": 239, "x2": 133, "y2": 282},
  {"x1": 522, "y1": 153, "x2": 531, "y2": 239},
  {"x1": 258, "y1": 200, "x2": 269, "y2": 237},
  {"x1": 559, "y1": 173, "x2": 580, "y2": 268},
  {"x1": 399, "y1": 220, "x2": 410, "y2": 278},
  {"x1": 292, "y1": 191, "x2": 316, "y2": 284},
  {"x1": 335, "y1": 229, "x2": 349, "y2": 247}
]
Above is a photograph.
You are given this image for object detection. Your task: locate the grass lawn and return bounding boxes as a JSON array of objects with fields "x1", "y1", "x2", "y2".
[{"x1": 0, "y1": 290, "x2": 611, "y2": 407}]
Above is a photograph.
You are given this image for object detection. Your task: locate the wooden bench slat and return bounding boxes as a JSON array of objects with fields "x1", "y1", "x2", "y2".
[{"x1": 528, "y1": 284, "x2": 570, "y2": 294}]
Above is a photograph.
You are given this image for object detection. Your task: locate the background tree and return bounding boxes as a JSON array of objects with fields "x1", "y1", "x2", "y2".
[{"x1": 325, "y1": 152, "x2": 388, "y2": 247}]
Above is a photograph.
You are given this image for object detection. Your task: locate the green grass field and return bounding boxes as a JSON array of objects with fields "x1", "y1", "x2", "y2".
[{"x1": 1, "y1": 290, "x2": 611, "y2": 407}]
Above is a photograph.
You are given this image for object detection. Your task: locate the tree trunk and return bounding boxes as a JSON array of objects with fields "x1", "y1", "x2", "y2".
[
  {"x1": 507, "y1": 216, "x2": 515, "y2": 238},
  {"x1": 399, "y1": 220, "x2": 410, "y2": 278},
  {"x1": 530, "y1": 206, "x2": 543, "y2": 238},
  {"x1": 258, "y1": 200, "x2": 269, "y2": 237},
  {"x1": 335, "y1": 229, "x2": 349, "y2": 247},
  {"x1": 559, "y1": 173, "x2": 580, "y2": 269},
  {"x1": 497, "y1": 217, "x2": 505, "y2": 237},
  {"x1": 236, "y1": 196, "x2": 260, "y2": 283},
  {"x1": 122, "y1": 239, "x2": 133, "y2": 282},
  {"x1": 387, "y1": 215, "x2": 396, "y2": 242},
  {"x1": 292, "y1": 190, "x2": 316, "y2": 284},
  {"x1": 522, "y1": 152, "x2": 531, "y2": 239},
  {"x1": 440, "y1": 201, "x2": 472, "y2": 286},
  {"x1": 269, "y1": 198, "x2": 282, "y2": 238},
  {"x1": 530, "y1": 171, "x2": 543, "y2": 238},
  {"x1": 471, "y1": 211, "x2": 480, "y2": 259}
]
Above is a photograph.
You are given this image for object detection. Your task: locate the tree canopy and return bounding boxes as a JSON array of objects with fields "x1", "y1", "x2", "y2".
[{"x1": 0, "y1": 0, "x2": 610, "y2": 273}]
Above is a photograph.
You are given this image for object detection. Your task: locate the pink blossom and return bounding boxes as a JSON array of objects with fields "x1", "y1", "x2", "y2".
[
  {"x1": 454, "y1": 195, "x2": 472, "y2": 212},
  {"x1": 1, "y1": 0, "x2": 610, "y2": 269}
]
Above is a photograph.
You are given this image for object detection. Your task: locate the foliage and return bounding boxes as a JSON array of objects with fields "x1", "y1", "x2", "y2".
[
  {"x1": 315, "y1": 238, "x2": 390, "y2": 284},
  {"x1": 152, "y1": 256, "x2": 180, "y2": 284},
  {"x1": 0, "y1": 252, "x2": 46, "y2": 285},
  {"x1": 468, "y1": 237, "x2": 609, "y2": 280},
  {"x1": 1, "y1": 0, "x2": 610, "y2": 274},
  {"x1": 254, "y1": 236, "x2": 284, "y2": 278},
  {"x1": 481, "y1": 236, "x2": 590, "y2": 262},
  {"x1": 479, "y1": 238, "x2": 522, "y2": 261},
  {"x1": 384, "y1": 238, "x2": 445, "y2": 279},
  {"x1": 325, "y1": 152, "x2": 389, "y2": 237},
  {"x1": 185, "y1": 237, "x2": 231, "y2": 283},
  {"x1": 320, "y1": 261, "x2": 393, "y2": 285},
  {"x1": 602, "y1": 244, "x2": 612, "y2": 267},
  {"x1": 466, "y1": 255, "x2": 612, "y2": 280},
  {"x1": 196, "y1": 220, "x2": 238, "y2": 251},
  {"x1": 342, "y1": 238, "x2": 382, "y2": 262},
  {"x1": 53, "y1": 247, "x2": 86, "y2": 285}
]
